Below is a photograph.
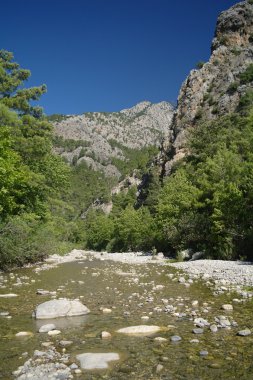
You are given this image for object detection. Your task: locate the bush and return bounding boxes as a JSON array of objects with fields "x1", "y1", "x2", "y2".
[
  {"x1": 227, "y1": 82, "x2": 239, "y2": 94},
  {"x1": 240, "y1": 64, "x2": 253, "y2": 84}
]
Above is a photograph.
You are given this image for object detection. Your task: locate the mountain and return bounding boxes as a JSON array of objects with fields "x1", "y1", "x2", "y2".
[
  {"x1": 51, "y1": 101, "x2": 174, "y2": 178},
  {"x1": 156, "y1": 0, "x2": 253, "y2": 176}
]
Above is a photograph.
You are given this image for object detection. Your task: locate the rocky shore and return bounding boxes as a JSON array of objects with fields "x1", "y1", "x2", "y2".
[{"x1": 42, "y1": 249, "x2": 253, "y2": 289}]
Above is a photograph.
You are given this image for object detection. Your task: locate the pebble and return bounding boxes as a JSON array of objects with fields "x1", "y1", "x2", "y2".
[
  {"x1": 193, "y1": 328, "x2": 204, "y2": 334},
  {"x1": 39, "y1": 324, "x2": 56, "y2": 333},
  {"x1": 210, "y1": 324, "x2": 218, "y2": 333},
  {"x1": 48, "y1": 329, "x2": 61, "y2": 336},
  {"x1": 156, "y1": 364, "x2": 164, "y2": 373},
  {"x1": 0, "y1": 311, "x2": 9, "y2": 316},
  {"x1": 41, "y1": 342, "x2": 54, "y2": 347},
  {"x1": 15, "y1": 331, "x2": 33, "y2": 337},
  {"x1": 101, "y1": 331, "x2": 112, "y2": 339},
  {"x1": 237, "y1": 329, "x2": 251, "y2": 336},
  {"x1": 102, "y1": 308, "x2": 112, "y2": 314},
  {"x1": 170, "y1": 335, "x2": 182, "y2": 342},
  {"x1": 199, "y1": 350, "x2": 208, "y2": 356},
  {"x1": 154, "y1": 337, "x2": 168, "y2": 342},
  {"x1": 69, "y1": 363, "x2": 78, "y2": 370},
  {"x1": 59, "y1": 340, "x2": 73, "y2": 347},
  {"x1": 221, "y1": 304, "x2": 233, "y2": 311}
]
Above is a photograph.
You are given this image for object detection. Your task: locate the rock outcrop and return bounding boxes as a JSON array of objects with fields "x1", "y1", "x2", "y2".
[
  {"x1": 53, "y1": 101, "x2": 174, "y2": 178},
  {"x1": 159, "y1": 0, "x2": 253, "y2": 175}
]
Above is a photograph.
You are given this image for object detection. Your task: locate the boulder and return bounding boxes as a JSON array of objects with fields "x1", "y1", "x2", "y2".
[{"x1": 34, "y1": 299, "x2": 90, "y2": 319}]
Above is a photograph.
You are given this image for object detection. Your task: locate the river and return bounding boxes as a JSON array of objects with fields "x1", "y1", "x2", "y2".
[{"x1": 0, "y1": 252, "x2": 253, "y2": 379}]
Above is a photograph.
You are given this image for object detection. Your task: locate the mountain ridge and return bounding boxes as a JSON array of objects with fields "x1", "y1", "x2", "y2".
[{"x1": 52, "y1": 100, "x2": 174, "y2": 178}]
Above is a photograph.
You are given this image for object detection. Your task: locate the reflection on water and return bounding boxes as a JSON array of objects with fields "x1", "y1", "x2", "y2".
[{"x1": 35, "y1": 315, "x2": 90, "y2": 331}]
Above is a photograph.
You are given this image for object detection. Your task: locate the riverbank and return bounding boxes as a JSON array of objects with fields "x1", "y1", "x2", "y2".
[{"x1": 42, "y1": 249, "x2": 253, "y2": 290}]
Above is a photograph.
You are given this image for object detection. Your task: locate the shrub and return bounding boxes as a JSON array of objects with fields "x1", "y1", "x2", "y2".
[
  {"x1": 238, "y1": 90, "x2": 253, "y2": 114},
  {"x1": 227, "y1": 82, "x2": 239, "y2": 94},
  {"x1": 240, "y1": 64, "x2": 253, "y2": 84}
]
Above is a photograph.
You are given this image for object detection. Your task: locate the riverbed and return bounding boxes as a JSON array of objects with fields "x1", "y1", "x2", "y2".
[{"x1": 0, "y1": 251, "x2": 253, "y2": 379}]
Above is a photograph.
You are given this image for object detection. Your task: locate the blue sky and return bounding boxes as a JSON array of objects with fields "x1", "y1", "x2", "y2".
[{"x1": 2, "y1": 0, "x2": 237, "y2": 115}]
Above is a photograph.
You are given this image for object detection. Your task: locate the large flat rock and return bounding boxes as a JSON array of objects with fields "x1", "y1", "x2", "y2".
[
  {"x1": 76, "y1": 353, "x2": 120, "y2": 370},
  {"x1": 117, "y1": 325, "x2": 161, "y2": 335},
  {"x1": 34, "y1": 299, "x2": 90, "y2": 319}
]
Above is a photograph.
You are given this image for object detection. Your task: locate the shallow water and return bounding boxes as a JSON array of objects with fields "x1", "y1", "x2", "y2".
[{"x1": 0, "y1": 256, "x2": 253, "y2": 379}]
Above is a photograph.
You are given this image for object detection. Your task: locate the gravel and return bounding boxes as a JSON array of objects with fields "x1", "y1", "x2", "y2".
[{"x1": 169, "y1": 260, "x2": 253, "y2": 287}]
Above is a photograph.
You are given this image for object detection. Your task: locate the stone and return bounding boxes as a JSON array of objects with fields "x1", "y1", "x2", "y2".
[
  {"x1": 141, "y1": 316, "x2": 149, "y2": 321},
  {"x1": 190, "y1": 339, "x2": 199, "y2": 343},
  {"x1": 154, "y1": 337, "x2": 168, "y2": 342},
  {"x1": 39, "y1": 324, "x2": 56, "y2": 333},
  {"x1": 193, "y1": 328, "x2": 204, "y2": 334},
  {"x1": 0, "y1": 312, "x2": 9, "y2": 316},
  {"x1": 170, "y1": 335, "x2": 182, "y2": 342},
  {"x1": 210, "y1": 324, "x2": 218, "y2": 333},
  {"x1": 101, "y1": 331, "x2": 111, "y2": 339},
  {"x1": 199, "y1": 350, "x2": 208, "y2": 356},
  {"x1": 59, "y1": 340, "x2": 73, "y2": 347},
  {"x1": 156, "y1": 364, "x2": 164, "y2": 373},
  {"x1": 0, "y1": 293, "x2": 17, "y2": 298},
  {"x1": 34, "y1": 299, "x2": 90, "y2": 319},
  {"x1": 102, "y1": 308, "x2": 112, "y2": 314},
  {"x1": 69, "y1": 363, "x2": 78, "y2": 370},
  {"x1": 237, "y1": 329, "x2": 251, "y2": 336},
  {"x1": 221, "y1": 304, "x2": 233, "y2": 311},
  {"x1": 48, "y1": 329, "x2": 61, "y2": 336},
  {"x1": 15, "y1": 331, "x2": 33, "y2": 337},
  {"x1": 41, "y1": 342, "x2": 54, "y2": 347},
  {"x1": 76, "y1": 353, "x2": 120, "y2": 370},
  {"x1": 117, "y1": 325, "x2": 161, "y2": 335},
  {"x1": 36, "y1": 289, "x2": 51, "y2": 295},
  {"x1": 194, "y1": 318, "x2": 209, "y2": 327}
]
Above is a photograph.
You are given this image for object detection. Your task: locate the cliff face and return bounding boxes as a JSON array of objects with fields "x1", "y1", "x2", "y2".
[
  {"x1": 53, "y1": 101, "x2": 174, "y2": 178},
  {"x1": 160, "y1": 0, "x2": 253, "y2": 174}
]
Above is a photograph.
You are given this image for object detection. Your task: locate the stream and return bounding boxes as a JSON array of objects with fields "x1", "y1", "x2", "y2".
[{"x1": 0, "y1": 253, "x2": 253, "y2": 379}]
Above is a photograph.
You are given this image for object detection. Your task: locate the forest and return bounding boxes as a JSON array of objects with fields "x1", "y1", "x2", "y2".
[{"x1": 1, "y1": 50, "x2": 253, "y2": 269}]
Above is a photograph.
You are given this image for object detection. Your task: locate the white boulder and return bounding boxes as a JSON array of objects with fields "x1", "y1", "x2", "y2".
[{"x1": 34, "y1": 299, "x2": 90, "y2": 319}]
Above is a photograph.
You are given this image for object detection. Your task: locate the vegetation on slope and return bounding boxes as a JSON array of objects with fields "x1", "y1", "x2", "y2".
[
  {"x1": 85, "y1": 88, "x2": 253, "y2": 261},
  {"x1": 1, "y1": 50, "x2": 253, "y2": 268}
]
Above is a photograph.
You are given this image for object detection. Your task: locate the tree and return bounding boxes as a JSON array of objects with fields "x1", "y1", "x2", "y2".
[{"x1": 0, "y1": 50, "x2": 70, "y2": 268}]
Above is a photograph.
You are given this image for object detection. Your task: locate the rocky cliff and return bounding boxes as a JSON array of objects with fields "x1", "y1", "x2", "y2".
[
  {"x1": 158, "y1": 0, "x2": 253, "y2": 175},
  {"x1": 53, "y1": 101, "x2": 174, "y2": 178}
]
